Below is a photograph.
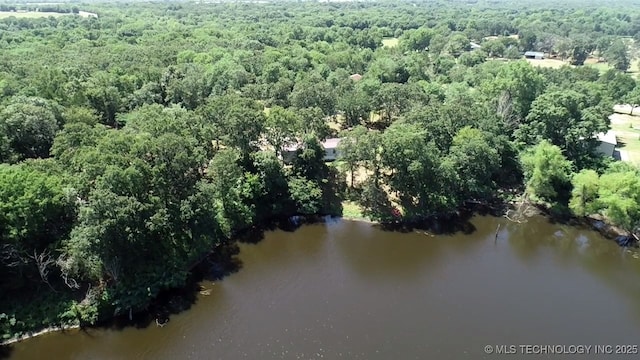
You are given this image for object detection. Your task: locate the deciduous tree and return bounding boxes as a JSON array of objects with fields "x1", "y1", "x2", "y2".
[{"x1": 520, "y1": 140, "x2": 573, "y2": 202}]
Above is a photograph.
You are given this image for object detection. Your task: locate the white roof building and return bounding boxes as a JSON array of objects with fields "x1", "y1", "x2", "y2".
[
  {"x1": 596, "y1": 130, "x2": 617, "y2": 157},
  {"x1": 281, "y1": 138, "x2": 342, "y2": 163}
]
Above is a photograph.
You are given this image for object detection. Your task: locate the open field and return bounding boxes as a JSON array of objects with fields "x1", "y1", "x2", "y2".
[
  {"x1": 623, "y1": 59, "x2": 639, "y2": 77},
  {"x1": 609, "y1": 112, "x2": 640, "y2": 164},
  {"x1": 584, "y1": 58, "x2": 610, "y2": 73},
  {"x1": 508, "y1": 57, "x2": 640, "y2": 78},
  {"x1": 613, "y1": 104, "x2": 640, "y2": 115},
  {"x1": 525, "y1": 58, "x2": 568, "y2": 69},
  {"x1": 584, "y1": 58, "x2": 640, "y2": 78},
  {"x1": 0, "y1": 11, "x2": 68, "y2": 18},
  {"x1": 381, "y1": 37, "x2": 399, "y2": 48},
  {"x1": 483, "y1": 34, "x2": 519, "y2": 41}
]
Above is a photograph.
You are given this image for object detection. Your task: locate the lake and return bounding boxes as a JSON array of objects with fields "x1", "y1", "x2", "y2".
[{"x1": 6, "y1": 216, "x2": 640, "y2": 359}]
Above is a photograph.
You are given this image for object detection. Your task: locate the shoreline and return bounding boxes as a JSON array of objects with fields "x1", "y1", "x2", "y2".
[
  {"x1": 343, "y1": 199, "x2": 635, "y2": 246},
  {"x1": 0, "y1": 216, "x2": 378, "y2": 347},
  {"x1": 1, "y1": 324, "x2": 80, "y2": 346},
  {"x1": 2, "y1": 202, "x2": 635, "y2": 347},
  {"x1": 339, "y1": 215, "x2": 376, "y2": 224}
]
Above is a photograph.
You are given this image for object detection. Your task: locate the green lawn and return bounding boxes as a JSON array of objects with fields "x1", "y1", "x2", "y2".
[
  {"x1": 381, "y1": 38, "x2": 399, "y2": 48},
  {"x1": 0, "y1": 11, "x2": 68, "y2": 18},
  {"x1": 585, "y1": 62, "x2": 612, "y2": 74},
  {"x1": 341, "y1": 201, "x2": 368, "y2": 220},
  {"x1": 609, "y1": 113, "x2": 640, "y2": 164},
  {"x1": 586, "y1": 59, "x2": 640, "y2": 78},
  {"x1": 525, "y1": 58, "x2": 568, "y2": 69},
  {"x1": 500, "y1": 57, "x2": 640, "y2": 79}
]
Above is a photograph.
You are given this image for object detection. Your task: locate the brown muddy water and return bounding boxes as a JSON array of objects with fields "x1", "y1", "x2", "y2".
[{"x1": 6, "y1": 216, "x2": 640, "y2": 359}]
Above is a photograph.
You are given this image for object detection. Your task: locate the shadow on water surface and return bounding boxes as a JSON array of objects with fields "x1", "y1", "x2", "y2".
[
  {"x1": 0, "y1": 344, "x2": 12, "y2": 359},
  {"x1": 98, "y1": 240, "x2": 243, "y2": 332},
  {"x1": 236, "y1": 215, "x2": 324, "y2": 244},
  {"x1": 378, "y1": 210, "x2": 478, "y2": 236},
  {"x1": 104, "y1": 215, "x2": 326, "y2": 332},
  {"x1": 98, "y1": 213, "x2": 347, "y2": 333},
  {"x1": 543, "y1": 206, "x2": 639, "y2": 248},
  {"x1": 507, "y1": 215, "x2": 640, "y2": 322}
]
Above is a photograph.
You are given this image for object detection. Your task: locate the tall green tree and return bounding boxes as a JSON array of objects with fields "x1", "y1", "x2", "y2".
[
  {"x1": 481, "y1": 61, "x2": 545, "y2": 122},
  {"x1": 265, "y1": 106, "x2": 299, "y2": 157},
  {"x1": 515, "y1": 89, "x2": 609, "y2": 165},
  {"x1": 520, "y1": 140, "x2": 573, "y2": 203},
  {"x1": 295, "y1": 106, "x2": 332, "y2": 140},
  {"x1": 338, "y1": 126, "x2": 368, "y2": 188},
  {"x1": 569, "y1": 169, "x2": 600, "y2": 217},
  {"x1": 58, "y1": 128, "x2": 218, "y2": 316},
  {"x1": 380, "y1": 123, "x2": 454, "y2": 219},
  {"x1": 604, "y1": 39, "x2": 631, "y2": 72},
  {"x1": 570, "y1": 36, "x2": 594, "y2": 66},
  {"x1": 199, "y1": 94, "x2": 265, "y2": 158},
  {"x1": 447, "y1": 127, "x2": 500, "y2": 199},
  {"x1": 596, "y1": 169, "x2": 640, "y2": 234},
  {"x1": 0, "y1": 96, "x2": 62, "y2": 162},
  {"x1": 289, "y1": 75, "x2": 336, "y2": 116},
  {"x1": 337, "y1": 87, "x2": 371, "y2": 128},
  {"x1": 401, "y1": 27, "x2": 435, "y2": 52},
  {"x1": 84, "y1": 72, "x2": 126, "y2": 128},
  {"x1": 0, "y1": 161, "x2": 75, "y2": 290}
]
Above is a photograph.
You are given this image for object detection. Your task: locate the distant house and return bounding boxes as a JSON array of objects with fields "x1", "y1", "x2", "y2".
[
  {"x1": 322, "y1": 138, "x2": 341, "y2": 161},
  {"x1": 281, "y1": 138, "x2": 342, "y2": 164},
  {"x1": 524, "y1": 51, "x2": 544, "y2": 60},
  {"x1": 349, "y1": 73, "x2": 363, "y2": 82},
  {"x1": 470, "y1": 42, "x2": 482, "y2": 51},
  {"x1": 596, "y1": 131, "x2": 617, "y2": 157}
]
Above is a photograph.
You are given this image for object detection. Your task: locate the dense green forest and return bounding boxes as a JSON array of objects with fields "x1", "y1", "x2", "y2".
[{"x1": 2, "y1": 0, "x2": 640, "y2": 341}]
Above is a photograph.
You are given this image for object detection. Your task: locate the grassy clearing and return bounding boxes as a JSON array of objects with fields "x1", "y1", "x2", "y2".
[
  {"x1": 483, "y1": 34, "x2": 519, "y2": 41},
  {"x1": 381, "y1": 37, "x2": 399, "y2": 48},
  {"x1": 585, "y1": 59, "x2": 640, "y2": 78},
  {"x1": 613, "y1": 104, "x2": 640, "y2": 115},
  {"x1": 609, "y1": 113, "x2": 640, "y2": 164},
  {"x1": 0, "y1": 11, "x2": 68, "y2": 19},
  {"x1": 585, "y1": 61, "x2": 611, "y2": 74},
  {"x1": 525, "y1": 58, "x2": 568, "y2": 69},
  {"x1": 504, "y1": 57, "x2": 640, "y2": 79},
  {"x1": 341, "y1": 201, "x2": 369, "y2": 220},
  {"x1": 490, "y1": 57, "x2": 569, "y2": 69}
]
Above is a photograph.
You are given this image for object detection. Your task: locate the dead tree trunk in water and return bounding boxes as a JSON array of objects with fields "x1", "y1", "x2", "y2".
[{"x1": 505, "y1": 193, "x2": 534, "y2": 224}]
